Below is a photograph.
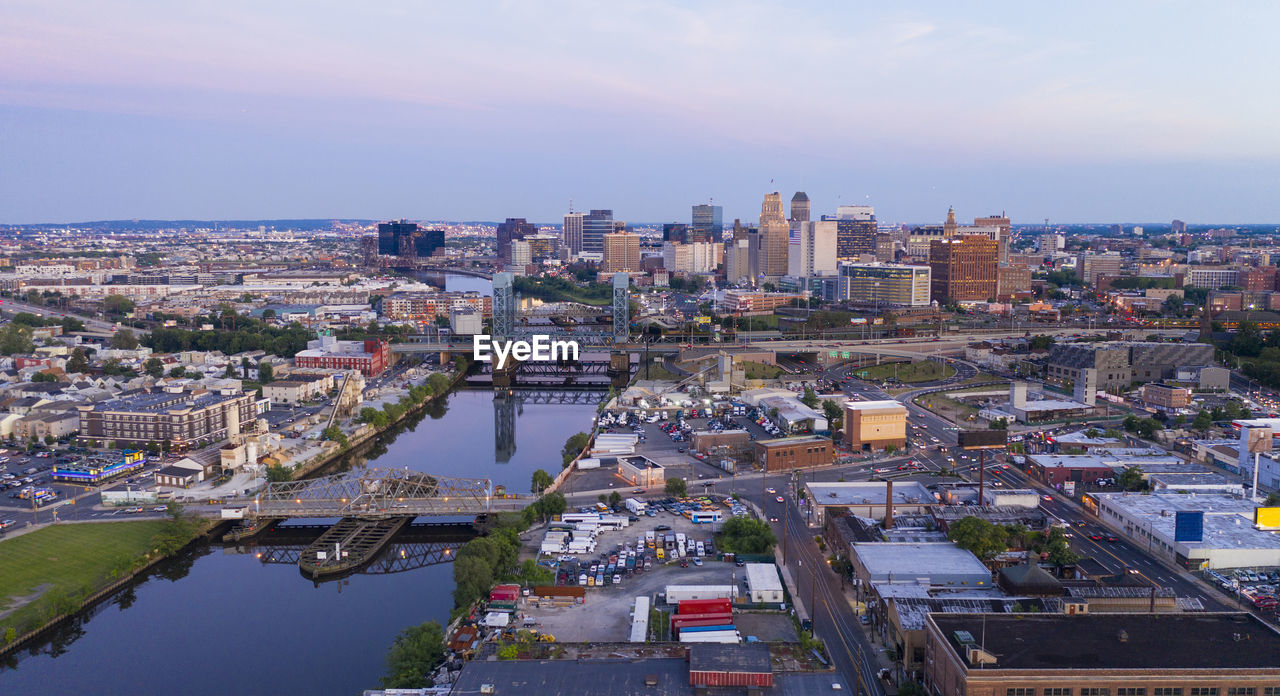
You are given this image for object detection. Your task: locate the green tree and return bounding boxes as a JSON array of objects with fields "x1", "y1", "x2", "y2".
[
  {"x1": 800, "y1": 387, "x2": 820, "y2": 409},
  {"x1": 664, "y1": 477, "x2": 687, "y2": 498},
  {"x1": 988, "y1": 418, "x2": 1009, "y2": 430},
  {"x1": 1192, "y1": 409, "x2": 1213, "y2": 432},
  {"x1": 822, "y1": 400, "x2": 842, "y2": 429},
  {"x1": 1117, "y1": 466, "x2": 1146, "y2": 491},
  {"x1": 1122, "y1": 414, "x2": 1139, "y2": 432},
  {"x1": 380, "y1": 620, "x2": 446, "y2": 689},
  {"x1": 0, "y1": 324, "x2": 34, "y2": 355},
  {"x1": 1231, "y1": 320, "x2": 1264, "y2": 357},
  {"x1": 608, "y1": 491, "x2": 623, "y2": 508},
  {"x1": 258, "y1": 361, "x2": 275, "y2": 384},
  {"x1": 1264, "y1": 492, "x2": 1280, "y2": 507},
  {"x1": 1084, "y1": 428, "x2": 1101, "y2": 439},
  {"x1": 110, "y1": 328, "x2": 139, "y2": 350},
  {"x1": 1135, "y1": 418, "x2": 1161, "y2": 440},
  {"x1": 947, "y1": 516, "x2": 1009, "y2": 561},
  {"x1": 322, "y1": 425, "x2": 348, "y2": 447},
  {"x1": 168, "y1": 366, "x2": 187, "y2": 379},
  {"x1": 66, "y1": 348, "x2": 90, "y2": 374},
  {"x1": 561, "y1": 432, "x2": 590, "y2": 467},
  {"x1": 717, "y1": 516, "x2": 777, "y2": 554},
  {"x1": 30, "y1": 371, "x2": 56, "y2": 382},
  {"x1": 261, "y1": 308, "x2": 277, "y2": 321},
  {"x1": 531, "y1": 468, "x2": 554, "y2": 495},
  {"x1": 102, "y1": 294, "x2": 135, "y2": 316},
  {"x1": 142, "y1": 357, "x2": 164, "y2": 377},
  {"x1": 266, "y1": 465, "x2": 292, "y2": 482}
]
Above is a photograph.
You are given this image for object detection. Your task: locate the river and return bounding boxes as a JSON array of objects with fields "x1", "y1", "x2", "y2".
[{"x1": 0, "y1": 278, "x2": 598, "y2": 695}]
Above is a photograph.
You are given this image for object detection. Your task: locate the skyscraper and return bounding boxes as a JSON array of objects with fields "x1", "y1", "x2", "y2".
[
  {"x1": 758, "y1": 192, "x2": 789, "y2": 278},
  {"x1": 581, "y1": 209, "x2": 614, "y2": 256},
  {"x1": 496, "y1": 217, "x2": 537, "y2": 262},
  {"x1": 691, "y1": 204, "x2": 723, "y2": 239},
  {"x1": 562, "y1": 212, "x2": 584, "y2": 255},
  {"x1": 602, "y1": 232, "x2": 641, "y2": 273},
  {"x1": 974, "y1": 214, "x2": 1012, "y2": 264},
  {"x1": 377, "y1": 220, "x2": 444, "y2": 259},
  {"x1": 831, "y1": 205, "x2": 877, "y2": 260},
  {"x1": 930, "y1": 235, "x2": 999, "y2": 303},
  {"x1": 788, "y1": 221, "x2": 837, "y2": 278},
  {"x1": 789, "y1": 192, "x2": 810, "y2": 223}
]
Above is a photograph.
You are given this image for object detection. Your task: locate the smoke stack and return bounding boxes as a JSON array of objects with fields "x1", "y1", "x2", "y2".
[{"x1": 884, "y1": 479, "x2": 894, "y2": 530}]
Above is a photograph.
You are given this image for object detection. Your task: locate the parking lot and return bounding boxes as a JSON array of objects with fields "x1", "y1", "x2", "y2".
[
  {"x1": 523, "y1": 561, "x2": 740, "y2": 643},
  {"x1": 1203, "y1": 567, "x2": 1280, "y2": 619}
]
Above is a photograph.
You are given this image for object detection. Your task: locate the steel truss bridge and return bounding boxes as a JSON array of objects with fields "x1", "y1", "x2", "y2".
[
  {"x1": 249, "y1": 540, "x2": 463, "y2": 575},
  {"x1": 247, "y1": 468, "x2": 526, "y2": 519}
]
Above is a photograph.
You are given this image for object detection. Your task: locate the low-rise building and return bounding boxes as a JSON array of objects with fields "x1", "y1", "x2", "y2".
[
  {"x1": 1142, "y1": 381, "x2": 1192, "y2": 411},
  {"x1": 803, "y1": 480, "x2": 934, "y2": 526},
  {"x1": 925, "y1": 612, "x2": 1280, "y2": 696},
  {"x1": 753, "y1": 435, "x2": 833, "y2": 471},
  {"x1": 617, "y1": 455, "x2": 665, "y2": 488},
  {"x1": 293, "y1": 333, "x2": 390, "y2": 377},
  {"x1": 851, "y1": 542, "x2": 993, "y2": 587},
  {"x1": 843, "y1": 400, "x2": 907, "y2": 451},
  {"x1": 744, "y1": 563, "x2": 785, "y2": 603}
]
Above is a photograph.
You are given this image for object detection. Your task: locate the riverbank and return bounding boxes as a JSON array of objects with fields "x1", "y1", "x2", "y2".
[
  {"x1": 284, "y1": 360, "x2": 471, "y2": 481},
  {"x1": 0, "y1": 516, "x2": 218, "y2": 656}
]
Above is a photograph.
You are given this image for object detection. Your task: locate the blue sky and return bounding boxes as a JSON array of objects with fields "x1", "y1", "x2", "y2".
[{"x1": 2, "y1": 1, "x2": 1278, "y2": 225}]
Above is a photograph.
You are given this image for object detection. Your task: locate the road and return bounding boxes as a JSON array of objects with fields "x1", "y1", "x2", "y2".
[{"x1": 0, "y1": 297, "x2": 149, "y2": 336}]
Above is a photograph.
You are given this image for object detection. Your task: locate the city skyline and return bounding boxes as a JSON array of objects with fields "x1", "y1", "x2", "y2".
[{"x1": 3, "y1": 2, "x2": 1280, "y2": 224}]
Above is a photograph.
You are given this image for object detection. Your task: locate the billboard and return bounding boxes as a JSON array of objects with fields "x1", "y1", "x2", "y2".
[
  {"x1": 957, "y1": 430, "x2": 1008, "y2": 450},
  {"x1": 1256, "y1": 507, "x2": 1280, "y2": 530},
  {"x1": 1247, "y1": 427, "x2": 1274, "y2": 453},
  {"x1": 1174, "y1": 510, "x2": 1204, "y2": 542}
]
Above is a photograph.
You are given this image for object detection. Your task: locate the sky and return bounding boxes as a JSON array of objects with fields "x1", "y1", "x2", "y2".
[{"x1": 2, "y1": 0, "x2": 1279, "y2": 225}]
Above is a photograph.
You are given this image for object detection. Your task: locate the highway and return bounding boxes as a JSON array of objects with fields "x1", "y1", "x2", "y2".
[{"x1": 0, "y1": 297, "x2": 148, "y2": 336}]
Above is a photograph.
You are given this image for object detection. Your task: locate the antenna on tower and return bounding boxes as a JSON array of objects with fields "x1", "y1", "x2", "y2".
[{"x1": 569, "y1": 199, "x2": 574, "y2": 214}]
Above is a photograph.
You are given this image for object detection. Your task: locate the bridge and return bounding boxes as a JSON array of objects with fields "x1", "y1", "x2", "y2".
[{"x1": 242, "y1": 468, "x2": 527, "y2": 520}]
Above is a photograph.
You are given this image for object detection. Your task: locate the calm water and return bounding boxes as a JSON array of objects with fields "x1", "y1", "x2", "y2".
[{"x1": 0, "y1": 313, "x2": 598, "y2": 693}]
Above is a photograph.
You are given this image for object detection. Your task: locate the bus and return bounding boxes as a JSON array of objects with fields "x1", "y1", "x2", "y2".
[{"x1": 690, "y1": 510, "x2": 722, "y2": 524}]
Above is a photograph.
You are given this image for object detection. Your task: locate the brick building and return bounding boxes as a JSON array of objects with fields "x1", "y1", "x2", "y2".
[
  {"x1": 293, "y1": 334, "x2": 391, "y2": 377},
  {"x1": 379, "y1": 291, "x2": 491, "y2": 321},
  {"x1": 930, "y1": 235, "x2": 998, "y2": 303},
  {"x1": 753, "y1": 435, "x2": 833, "y2": 471},
  {"x1": 76, "y1": 389, "x2": 257, "y2": 451},
  {"x1": 925, "y1": 612, "x2": 1280, "y2": 696}
]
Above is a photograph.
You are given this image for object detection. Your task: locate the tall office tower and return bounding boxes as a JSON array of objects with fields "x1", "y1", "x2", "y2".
[
  {"x1": 509, "y1": 239, "x2": 533, "y2": 267},
  {"x1": 829, "y1": 205, "x2": 877, "y2": 260},
  {"x1": 788, "y1": 221, "x2": 838, "y2": 277},
  {"x1": 1038, "y1": 233, "x2": 1065, "y2": 254},
  {"x1": 725, "y1": 237, "x2": 753, "y2": 284},
  {"x1": 929, "y1": 235, "x2": 999, "y2": 303},
  {"x1": 663, "y1": 223, "x2": 689, "y2": 243},
  {"x1": 562, "y1": 212, "x2": 584, "y2": 255},
  {"x1": 691, "y1": 204, "x2": 723, "y2": 239},
  {"x1": 789, "y1": 192, "x2": 810, "y2": 223},
  {"x1": 378, "y1": 219, "x2": 443, "y2": 259},
  {"x1": 1171, "y1": 219, "x2": 1187, "y2": 234},
  {"x1": 838, "y1": 262, "x2": 932, "y2": 306},
  {"x1": 360, "y1": 236, "x2": 378, "y2": 267},
  {"x1": 602, "y1": 232, "x2": 641, "y2": 273},
  {"x1": 579, "y1": 209, "x2": 614, "y2": 256},
  {"x1": 378, "y1": 219, "x2": 417, "y2": 256},
  {"x1": 873, "y1": 233, "x2": 896, "y2": 263},
  {"x1": 731, "y1": 218, "x2": 751, "y2": 241},
  {"x1": 974, "y1": 214, "x2": 1012, "y2": 264},
  {"x1": 759, "y1": 192, "x2": 790, "y2": 277},
  {"x1": 495, "y1": 217, "x2": 537, "y2": 262}
]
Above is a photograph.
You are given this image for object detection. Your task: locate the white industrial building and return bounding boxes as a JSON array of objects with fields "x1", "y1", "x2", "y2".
[
  {"x1": 802, "y1": 480, "x2": 935, "y2": 526},
  {"x1": 744, "y1": 563, "x2": 785, "y2": 604},
  {"x1": 1087, "y1": 491, "x2": 1280, "y2": 570}
]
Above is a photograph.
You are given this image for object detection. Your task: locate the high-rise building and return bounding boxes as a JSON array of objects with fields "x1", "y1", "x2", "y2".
[
  {"x1": 691, "y1": 204, "x2": 723, "y2": 239},
  {"x1": 1171, "y1": 219, "x2": 1187, "y2": 233},
  {"x1": 1037, "y1": 233, "x2": 1064, "y2": 254},
  {"x1": 789, "y1": 192, "x2": 810, "y2": 223},
  {"x1": 930, "y1": 235, "x2": 998, "y2": 303},
  {"x1": 377, "y1": 219, "x2": 441, "y2": 258},
  {"x1": 495, "y1": 217, "x2": 537, "y2": 262},
  {"x1": 662, "y1": 223, "x2": 689, "y2": 243},
  {"x1": 509, "y1": 239, "x2": 532, "y2": 267},
  {"x1": 788, "y1": 221, "x2": 838, "y2": 278},
  {"x1": 1076, "y1": 251, "x2": 1123, "y2": 286},
  {"x1": 581, "y1": 209, "x2": 614, "y2": 256},
  {"x1": 562, "y1": 212, "x2": 584, "y2": 255},
  {"x1": 759, "y1": 192, "x2": 789, "y2": 278},
  {"x1": 663, "y1": 241, "x2": 722, "y2": 274},
  {"x1": 724, "y1": 237, "x2": 753, "y2": 284},
  {"x1": 602, "y1": 232, "x2": 641, "y2": 273},
  {"x1": 831, "y1": 205, "x2": 877, "y2": 260},
  {"x1": 974, "y1": 214, "x2": 1012, "y2": 264},
  {"x1": 838, "y1": 263, "x2": 932, "y2": 306}
]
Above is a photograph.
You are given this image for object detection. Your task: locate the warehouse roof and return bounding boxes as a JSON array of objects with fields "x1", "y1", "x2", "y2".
[
  {"x1": 931, "y1": 613, "x2": 1280, "y2": 670},
  {"x1": 688, "y1": 643, "x2": 772, "y2": 675},
  {"x1": 852, "y1": 542, "x2": 991, "y2": 583},
  {"x1": 806, "y1": 481, "x2": 933, "y2": 506}
]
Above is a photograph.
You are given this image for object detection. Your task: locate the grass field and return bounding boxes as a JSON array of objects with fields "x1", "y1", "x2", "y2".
[
  {"x1": 855, "y1": 360, "x2": 955, "y2": 384},
  {"x1": 742, "y1": 361, "x2": 784, "y2": 380},
  {"x1": 0, "y1": 521, "x2": 170, "y2": 639}
]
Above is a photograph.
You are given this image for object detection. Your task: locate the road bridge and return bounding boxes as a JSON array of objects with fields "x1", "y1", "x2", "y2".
[{"x1": 241, "y1": 468, "x2": 526, "y2": 520}]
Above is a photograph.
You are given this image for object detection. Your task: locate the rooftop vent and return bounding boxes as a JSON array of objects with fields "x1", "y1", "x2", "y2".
[
  {"x1": 645, "y1": 674, "x2": 659, "y2": 686},
  {"x1": 1117, "y1": 630, "x2": 1129, "y2": 642},
  {"x1": 480, "y1": 685, "x2": 495, "y2": 695}
]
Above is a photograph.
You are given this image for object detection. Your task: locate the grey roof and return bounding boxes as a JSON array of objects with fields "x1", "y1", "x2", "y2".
[
  {"x1": 451, "y1": 658, "x2": 690, "y2": 696},
  {"x1": 688, "y1": 643, "x2": 771, "y2": 675},
  {"x1": 791, "y1": 191, "x2": 809, "y2": 202},
  {"x1": 853, "y1": 542, "x2": 992, "y2": 582},
  {"x1": 998, "y1": 562, "x2": 1063, "y2": 592}
]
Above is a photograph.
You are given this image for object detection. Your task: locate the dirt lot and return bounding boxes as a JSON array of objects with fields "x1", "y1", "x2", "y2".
[
  {"x1": 735, "y1": 611, "x2": 798, "y2": 642},
  {"x1": 523, "y1": 562, "x2": 740, "y2": 643}
]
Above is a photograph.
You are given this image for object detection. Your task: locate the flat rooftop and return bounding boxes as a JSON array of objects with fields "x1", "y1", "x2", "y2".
[
  {"x1": 932, "y1": 613, "x2": 1280, "y2": 671},
  {"x1": 1091, "y1": 492, "x2": 1280, "y2": 552},
  {"x1": 806, "y1": 481, "x2": 933, "y2": 506},
  {"x1": 853, "y1": 542, "x2": 991, "y2": 581},
  {"x1": 619, "y1": 456, "x2": 662, "y2": 469},
  {"x1": 844, "y1": 400, "x2": 907, "y2": 412},
  {"x1": 688, "y1": 643, "x2": 771, "y2": 674},
  {"x1": 756, "y1": 435, "x2": 830, "y2": 447}
]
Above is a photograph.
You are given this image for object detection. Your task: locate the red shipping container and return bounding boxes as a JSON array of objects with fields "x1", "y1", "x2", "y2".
[
  {"x1": 678, "y1": 598, "x2": 732, "y2": 615},
  {"x1": 670, "y1": 612, "x2": 732, "y2": 629}
]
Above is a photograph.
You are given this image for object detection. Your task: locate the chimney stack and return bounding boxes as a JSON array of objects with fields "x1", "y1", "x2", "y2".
[{"x1": 884, "y1": 480, "x2": 894, "y2": 530}]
